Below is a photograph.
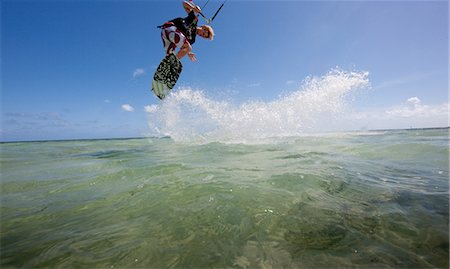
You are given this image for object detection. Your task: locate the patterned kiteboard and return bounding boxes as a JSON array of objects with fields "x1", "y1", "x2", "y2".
[{"x1": 151, "y1": 53, "x2": 183, "y2": 100}]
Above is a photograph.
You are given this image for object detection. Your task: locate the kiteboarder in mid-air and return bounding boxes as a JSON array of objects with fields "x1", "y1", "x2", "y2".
[
  {"x1": 159, "y1": 0, "x2": 214, "y2": 62},
  {"x1": 152, "y1": 0, "x2": 225, "y2": 99}
]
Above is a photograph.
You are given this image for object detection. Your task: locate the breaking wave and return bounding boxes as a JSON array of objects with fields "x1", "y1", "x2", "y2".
[{"x1": 146, "y1": 69, "x2": 370, "y2": 143}]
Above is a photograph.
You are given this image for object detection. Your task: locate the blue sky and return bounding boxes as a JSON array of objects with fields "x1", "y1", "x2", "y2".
[{"x1": 1, "y1": 0, "x2": 448, "y2": 141}]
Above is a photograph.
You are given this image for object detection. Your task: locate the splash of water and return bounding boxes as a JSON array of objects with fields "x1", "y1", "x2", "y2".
[{"x1": 146, "y1": 69, "x2": 370, "y2": 143}]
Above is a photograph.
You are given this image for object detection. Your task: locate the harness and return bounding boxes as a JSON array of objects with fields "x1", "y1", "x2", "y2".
[
  {"x1": 157, "y1": 13, "x2": 198, "y2": 44},
  {"x1": 157, "y1": 21, "x2": 176, "y2": 30}
]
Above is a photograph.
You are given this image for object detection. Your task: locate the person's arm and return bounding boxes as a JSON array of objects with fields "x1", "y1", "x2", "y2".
[
  {"x1": 182, "y1": 1, "x2": 201, "y2": 14},
  {"x1": 177, "y1": 41, "x2": 197, "y2": 62}
]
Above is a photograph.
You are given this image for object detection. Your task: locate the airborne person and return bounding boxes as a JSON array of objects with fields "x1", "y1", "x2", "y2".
[
  {"x1": 159, "y1": 0, "x2": 214, "y2": 62},
  {"x1": 152, "y1": 0, "x2": 222, "y2": 99}
]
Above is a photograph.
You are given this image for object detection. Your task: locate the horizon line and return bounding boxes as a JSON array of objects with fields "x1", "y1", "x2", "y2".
[{"x1": 1, "y1": 126, "x2": 449, "y2": 144}]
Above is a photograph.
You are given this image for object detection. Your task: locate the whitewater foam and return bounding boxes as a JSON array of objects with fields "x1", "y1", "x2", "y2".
[{"x1": 146, "y1": 69, "x2": 370, "y2": 143}]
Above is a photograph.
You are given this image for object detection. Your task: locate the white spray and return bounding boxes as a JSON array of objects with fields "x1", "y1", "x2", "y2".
[{"x1": 146, "y1": 69, "x2": 370, "y2": 143}]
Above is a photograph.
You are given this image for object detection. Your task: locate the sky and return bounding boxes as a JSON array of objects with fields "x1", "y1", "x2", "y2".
[{"x1": 1, "y1": 0, "x2": 449, "y2": 142}]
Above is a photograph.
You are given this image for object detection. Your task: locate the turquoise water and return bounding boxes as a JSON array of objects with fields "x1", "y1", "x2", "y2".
[{"x1": 1, "y1": 128, "x2": 449, "y2": 268}]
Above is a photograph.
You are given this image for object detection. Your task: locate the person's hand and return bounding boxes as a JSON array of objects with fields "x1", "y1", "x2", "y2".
[
  {"x1": 183, "y1": 1, "x2": 201, "y2": 14},
  {"x1": 188, "y1": 52, "x2": 197, "y2": 62}
]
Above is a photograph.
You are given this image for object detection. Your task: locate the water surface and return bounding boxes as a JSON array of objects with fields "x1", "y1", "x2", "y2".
[{"x1": 1, "y1": 128, "x2": 449, "y2": 268}]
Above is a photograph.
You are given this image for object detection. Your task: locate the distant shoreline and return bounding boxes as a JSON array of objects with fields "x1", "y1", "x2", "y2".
[
  {"x1": 369, "y1": 126, "x2": 450, "y2": 132},
  {"x1": 0, "y1": 136, "x2": 154, "y2": 144},
  {"x1": 1, "y1": 127, "x2": 449, "y2": 144}
]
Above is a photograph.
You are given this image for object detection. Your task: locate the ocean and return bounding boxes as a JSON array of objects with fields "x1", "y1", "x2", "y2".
[
  {"x1": 1, "y1": 128, "x2": 449, "y2": 268},
  {"x1": 1, "y1": 70, "x2": 449, "y2": 268}
]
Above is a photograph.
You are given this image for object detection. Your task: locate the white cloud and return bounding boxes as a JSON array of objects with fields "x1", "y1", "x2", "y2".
[
  {"x1": 2, "y1": 112, "x2": 71, "y2": 141},
  {"x1": 340, "y1": 97, "x2": 449, "y2": 130},
  {"x1": 286, "y1": 80, "x2": 296, "y2": 85},
  {"x1": 121, "y1": 104, "x2": 134, "y2": 112},
  {"x1": 406, "y1": 96, "x2": 421, "y2": 106},
  {"x1": 4, "y1": 112, "x2": 70, "y2": 127},
  {"x1": 144, "y1": 105, "x2": 158, "y2": 113},
  {"x1": 385, "y1": 97, "x2": 448, "y2": 119},
  {"x1": 133, "y1": 68, "x2": 145, "y2": 78}
]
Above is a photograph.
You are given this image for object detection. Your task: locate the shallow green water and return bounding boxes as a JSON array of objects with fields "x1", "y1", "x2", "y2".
[{"x1": 1, "y1": 129, "x2": 449, "y2": 268}]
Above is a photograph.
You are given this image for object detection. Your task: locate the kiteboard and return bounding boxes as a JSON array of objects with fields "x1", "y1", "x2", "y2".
[{"x1": 151, "y1": 53, "x2": 183, "y2": 100}]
